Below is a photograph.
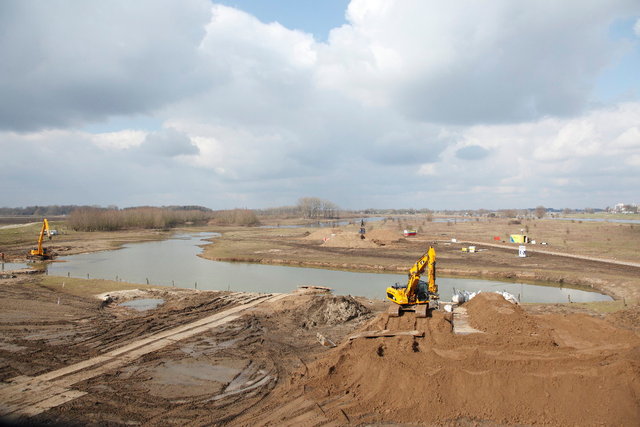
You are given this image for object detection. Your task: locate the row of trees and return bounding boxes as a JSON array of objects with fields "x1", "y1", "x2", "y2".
[
  {"x1": 68, "y1": 207, "x2": 211, "y2": 231},
  {"x1": 210, "y1": 209, "x2": 260, "y2": 226},
  {"x1": 0, "y1": 205, "x2": 91, "y2": 216},
  {"x1": 257, "y1": 197, "x2": 341, "y2": 219},
  {"x1": 296, "y1": 197, "x2": 339, "y2": 219},
  {"x1": 0, "y1": 205, "x2": 212, "y2": 217}
]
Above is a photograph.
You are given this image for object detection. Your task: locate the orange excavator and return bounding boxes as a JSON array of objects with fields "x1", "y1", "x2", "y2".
[
  {"x1": 28, "y1": 219, "x2": 54, "y2": 260},
  {"x1": 385, "y1": 246, "x2": 439, "y2": 317}
]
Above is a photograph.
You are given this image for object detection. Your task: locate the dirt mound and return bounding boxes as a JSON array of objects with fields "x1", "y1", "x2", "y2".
[
  {"x1": 465, "y1": 292, "x2": 538, "y2": 335},
  {"x1": 302, "y1": 295, "x2": 371, "y2": 329},
  {"x1": 304, "y1": 228, "x2": 341, "y2": 241},
  {"x1": 321, "y1": 232, "x2": 378, "y2": 248},
  {"x1": 607, "y1": 305, "x2": 640, "y2": 333},
  {"x1": 242, "y1": 308, "x2": 640, "y2": 426},
  {"x1": 366, "y1": 228, "x2": 401, "y2": 242}
]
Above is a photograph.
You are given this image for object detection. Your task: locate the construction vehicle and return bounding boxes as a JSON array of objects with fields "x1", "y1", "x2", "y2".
[
  {"x1": 386, "y1": 246, "x2": 438, "y2": 317},
  {"x1": 28, "y1": 219, "x2": 54, "y2": 260}
]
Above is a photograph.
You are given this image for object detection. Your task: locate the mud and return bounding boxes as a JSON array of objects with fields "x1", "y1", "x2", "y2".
[
  {"x1": 1, "y1": 219, "x2": 640, "y2": 425},
  {"x1": 1, "y1": 277, "x2": 638, "y2": 426}
]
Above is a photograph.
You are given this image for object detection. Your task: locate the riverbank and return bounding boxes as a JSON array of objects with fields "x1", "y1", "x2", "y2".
[
  {"x1": 200, "y1": 218, "x2": 640, "y2": 302},
  {"x1": 2, "y1": 216, "x2": 639, "y2": 301}
]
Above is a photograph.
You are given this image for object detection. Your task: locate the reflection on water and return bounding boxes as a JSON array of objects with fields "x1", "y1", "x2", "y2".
[
  {"x1": 46, "y1": 233, "x2": 612, "y2": 303},
  {"x1": 1, "y1": 262, "x2": 29, "y2": 271}
]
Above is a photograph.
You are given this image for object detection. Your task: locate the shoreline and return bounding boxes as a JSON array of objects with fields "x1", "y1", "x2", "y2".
[{"x1": 3, "y1": 223, "x2": 638, "y2": 302}]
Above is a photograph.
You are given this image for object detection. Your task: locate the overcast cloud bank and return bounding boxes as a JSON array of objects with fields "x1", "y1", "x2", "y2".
[{"x1": 1, "y1": 0, "x2": 639, "y2": 209}]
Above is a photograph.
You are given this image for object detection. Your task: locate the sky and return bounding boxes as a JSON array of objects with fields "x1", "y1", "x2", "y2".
[{"x1": 1, "y1": 0, "x2": 639, "y2": 210}]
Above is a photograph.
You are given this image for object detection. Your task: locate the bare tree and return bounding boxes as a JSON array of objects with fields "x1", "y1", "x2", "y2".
[
  {"x1": 535, "y1": 205, "x2": 546, "y2": 219},
  {"x1": 297, "y1": 197, "x2": 339, "y2": 219}
]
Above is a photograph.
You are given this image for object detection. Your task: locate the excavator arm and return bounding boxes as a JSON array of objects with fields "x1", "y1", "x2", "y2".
[
  {"x1": 427, "y1": 246, "x2": 436, "y2": 294},
  {"x1": 386, "y1": 246, "x2": 438, "y2": 313},
  {"x1": 404, "y1": 247, "x2": 433, "y2": 302},
  {"x1": 29, "y1": 219, "x2": 51, "y2": 258}
]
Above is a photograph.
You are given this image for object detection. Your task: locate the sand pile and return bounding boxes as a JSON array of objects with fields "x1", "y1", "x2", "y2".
[
  {"x1": 251, "y1": 298, "x2": 640, "y2": 426},
  {"x1": 301, "y1": 295, "x2": 371, "y2": 329},
  {"x1": 366, "y1": 228, "x2": 402, "y2": 243},
  {"x1": 304, "y1": 228, "x2": 341, "y2": 241},
  {"x1": 321, "y1": 232, "x2": 378, "y2": 248},
  {"x1": 465, "y1": 292, "x2": 539, "y2": 336}
]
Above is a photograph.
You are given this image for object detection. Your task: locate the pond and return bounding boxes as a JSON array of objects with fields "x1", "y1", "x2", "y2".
[
  {"x1": 1, "y1": 262, "x2": 29, "y2": 271},
  {"x1": 260, "y1": 216, "x2": 473, "y2": 229},
  {"x1": 46, "y1": 233, "x2": 612, "y2": 303},
  {"x1": 551, "y1": 217, "x2": 640, "y2": 224}
]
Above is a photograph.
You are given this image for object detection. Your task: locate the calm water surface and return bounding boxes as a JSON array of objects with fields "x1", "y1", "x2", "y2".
[
  {"x1": 47, "y1": 233, "x2": 612, "y2": 303},
  {"x1": 1, "y1": 262, "x2": 29, "y2": 271}
]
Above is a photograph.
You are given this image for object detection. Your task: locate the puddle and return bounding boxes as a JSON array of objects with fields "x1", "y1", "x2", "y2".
[
  {"x1": 119, "y1": 298, "x2": 164, "y2": 311},
  {"x1": 145, "y1": 359, "x2": 249, "y2": 398}
]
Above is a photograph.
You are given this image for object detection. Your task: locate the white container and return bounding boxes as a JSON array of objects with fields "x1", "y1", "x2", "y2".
[{"x1": 518, "y1": 245, "x2": 527, "y2": 257}]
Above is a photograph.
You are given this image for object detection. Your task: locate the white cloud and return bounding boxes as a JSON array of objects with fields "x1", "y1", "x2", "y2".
[
  {"x1": 91, "y1": 131, "x2": 146, "y2": 150},
  {"x1": 1, "y1": 1, "x2": 639, "y2": 209},
  {"x1": 0, "y1": 0, "x2": 212, "y2": 131},
  {"x1": 318, "y1": 0, "x2": 638, "y2": 124}
]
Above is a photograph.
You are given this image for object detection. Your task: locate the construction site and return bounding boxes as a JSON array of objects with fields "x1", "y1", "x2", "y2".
[{"x1": 0, "y1": 215, "x2": 639, "y2": 426}]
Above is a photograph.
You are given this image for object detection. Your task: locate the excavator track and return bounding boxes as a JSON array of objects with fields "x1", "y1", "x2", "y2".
[
  {"x1": 415, "y1": 304, "x2": 428, "y2": 318},
  {"x1": 387, "y1": 303, "x2": 401, "y2": 317}
]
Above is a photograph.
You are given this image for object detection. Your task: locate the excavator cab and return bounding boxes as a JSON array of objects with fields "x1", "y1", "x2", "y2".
[{"x1": 386, "y1": 246, "x2": 439, "y2": 318}]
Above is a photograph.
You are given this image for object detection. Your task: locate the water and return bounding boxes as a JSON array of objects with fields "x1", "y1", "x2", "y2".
[
  {"x1": 260, "y1": 217, "x2": 386, "y2": 229},
  {"x1": 260, "y1": 216, "x2": 473, "y2": 229},
  {"x1": 1, "y1": 262, "x2": 29, "y2": 271},
  {"x1": 551, "y1": 217, "x2": 640, "y2": 224},
  {"x1": 119, "y1": 298, "x2": 165, "y2": 311},
  {"x1": 46, "y1": 233, "x2": 612, "y2": 303}
]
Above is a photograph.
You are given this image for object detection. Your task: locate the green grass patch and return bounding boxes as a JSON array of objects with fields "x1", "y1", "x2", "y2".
[
  {"x1": 0, "y1": 223, "x2": 46, "y2": 247},
  {"x1": 39, "y1": 275, "x2": 165, "y2": 298}
]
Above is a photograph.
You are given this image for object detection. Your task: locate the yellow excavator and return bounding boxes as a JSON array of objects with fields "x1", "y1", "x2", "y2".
[
  {"x1": 28, "y1": 219, "x2": 54, "y2": 259},
  {"x1": 386, "y1": 246, "x2": 438, "y2": 317}
]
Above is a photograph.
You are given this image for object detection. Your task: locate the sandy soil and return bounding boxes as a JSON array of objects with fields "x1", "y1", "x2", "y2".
[
  {"x1": 234, "y1": 293, "x2": 640, "y2": 426},
  {"x1": 0, "y1": 274, "x2": 638, "y2": 426},
  {"x1": 1, "y1": 217, "x2": 639, "y2": 425}
]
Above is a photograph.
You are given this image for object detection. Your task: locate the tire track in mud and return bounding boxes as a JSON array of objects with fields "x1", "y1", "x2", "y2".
[{"x1": 0, "y1": 293, "x2": 288, "y2": 421}]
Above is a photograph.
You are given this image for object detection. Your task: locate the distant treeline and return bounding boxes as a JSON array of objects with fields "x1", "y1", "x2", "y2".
[
  {"x1": 0, "y1": 205, "x2": 212, "y2": 216},
  {"x1": 68, "y1": 207, "x2": 211, "y2": 231},
  {"x1": 257, "y1": 197, "x2": 340, "y2": 219},
  {"x1": 0, "y1": 205, "x2": 91, "y2": 216}
]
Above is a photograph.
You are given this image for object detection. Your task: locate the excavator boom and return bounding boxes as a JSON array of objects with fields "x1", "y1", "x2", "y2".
[
  {"x1": 29, "y1": 219, "x2": 52, "y2": 259},
  {"x1": 385, "y1": 246, "x2": 438, "y2": 316}
]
